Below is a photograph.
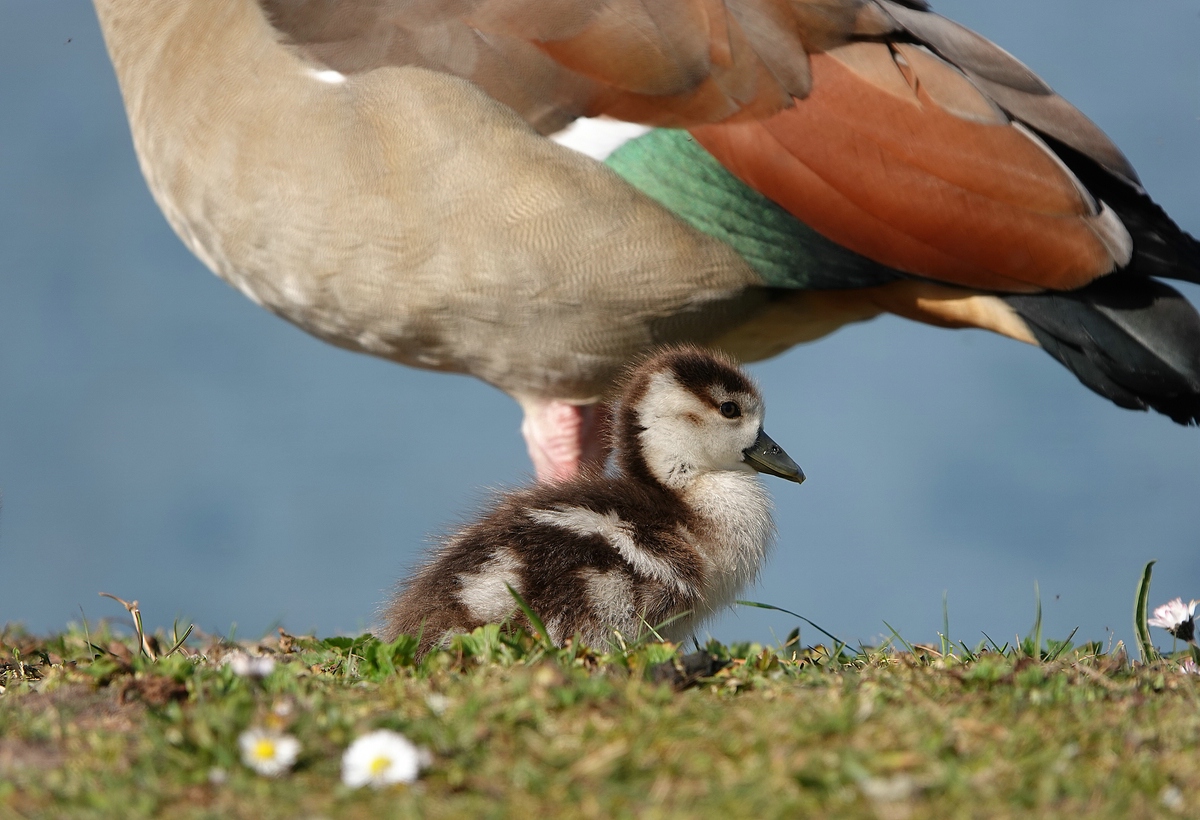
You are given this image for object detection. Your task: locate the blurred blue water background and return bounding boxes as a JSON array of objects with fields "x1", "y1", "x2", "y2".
[{"x1": 2, "y1": 1, "x2": 1198, "y2": 650}]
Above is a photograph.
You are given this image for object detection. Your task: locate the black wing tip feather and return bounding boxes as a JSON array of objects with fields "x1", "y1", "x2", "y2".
[
  {"x1": 1037, "y1": 136, "x2": 1200, "y2": 286},
  {"x1": 1030, "y1": 330, "x2": 1200, "y2": 426},
  {"x1": 1004, "y1": 277, "x2": 1200, "y2": 427}
]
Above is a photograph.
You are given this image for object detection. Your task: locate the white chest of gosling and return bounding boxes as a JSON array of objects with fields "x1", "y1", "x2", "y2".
[{"x1": 380, "y1": 345, "x2": 804, "y2": 655}]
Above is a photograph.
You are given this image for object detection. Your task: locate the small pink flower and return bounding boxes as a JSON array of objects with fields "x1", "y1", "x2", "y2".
[
  {"x1": 1180, "y1": 658, "x2": 1199, "y2": 676},
  {"x1": 1148, "y1": 598, "x2": 1197, "y2": 643}
]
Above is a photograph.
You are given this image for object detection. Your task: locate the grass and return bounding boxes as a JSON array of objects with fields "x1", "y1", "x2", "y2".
[{"x1": 1, "y1": 565, "x2": 1198, "y2": 819}]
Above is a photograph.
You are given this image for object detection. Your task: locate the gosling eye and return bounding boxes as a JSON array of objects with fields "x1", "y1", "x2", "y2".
[{"x1": 719, "y1": 401, "x2": 741, "y2": 419}]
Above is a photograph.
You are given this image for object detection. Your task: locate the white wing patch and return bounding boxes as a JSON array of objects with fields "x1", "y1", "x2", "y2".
[
  {"x1": 580, "y1": 568, "x2": 639, "y2": 638},
  {"x1": 307, "y1": 68, "x2": 347, "y2": 85},
  {"x1": 527, "y1": 506, "x2": 692, "y2": 594},
  {"x1": 550, "y1": 118, "x2": 652, "y2": 161},
  {"x1": 457, "y1": 550, "x2": 522, "y2": 622}
]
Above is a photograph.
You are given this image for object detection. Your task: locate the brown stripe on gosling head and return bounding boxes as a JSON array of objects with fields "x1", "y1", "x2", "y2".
[{"x1": 660, "y1": 346, "x2": 756, "y2": 409}]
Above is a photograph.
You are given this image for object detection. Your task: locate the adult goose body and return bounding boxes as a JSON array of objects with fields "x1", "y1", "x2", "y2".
[{"x1": 91, "y1": 0, "x2": 1200, "y2": 481}]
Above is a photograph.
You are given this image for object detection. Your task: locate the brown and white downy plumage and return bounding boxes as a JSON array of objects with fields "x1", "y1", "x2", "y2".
[{"x1": 380, "y1": 346, "x2": 804, "y2": 655}]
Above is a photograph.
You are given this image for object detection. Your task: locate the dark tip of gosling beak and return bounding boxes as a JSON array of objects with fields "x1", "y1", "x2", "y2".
[{"x1": 742, "y1": 429, "x2": 805, "y2": 484}]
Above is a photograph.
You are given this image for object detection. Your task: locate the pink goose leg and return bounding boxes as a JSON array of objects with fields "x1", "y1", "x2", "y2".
[{"x1": 519, "y1": 398, "x2": 611, "y2": 482}]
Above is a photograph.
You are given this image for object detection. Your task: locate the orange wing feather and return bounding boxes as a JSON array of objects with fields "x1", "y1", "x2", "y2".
[
  {"x1": 264, "y1": 0, "x2": 1135, "y2": 292},
  {"x1": 691, "y1": 46, "x2": 1123, "y2": 292}
]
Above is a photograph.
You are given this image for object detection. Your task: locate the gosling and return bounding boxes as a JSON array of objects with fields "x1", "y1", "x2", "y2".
[{"x1": 379, "y1": 345, "x2": 804, "y2": 655}]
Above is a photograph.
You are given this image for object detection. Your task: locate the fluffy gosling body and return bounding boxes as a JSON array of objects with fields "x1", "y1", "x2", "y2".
[{"x1": 380, "y1": 346, "x2": 804, "y2": 655}]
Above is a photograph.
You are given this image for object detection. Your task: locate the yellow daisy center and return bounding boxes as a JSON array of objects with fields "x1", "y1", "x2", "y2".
[
  {"x1": 253, "y1": 739, "x2": 277, "y2": 761},
  {"x1": 369, "y1": 755, "x2": 392, "y2": 777}
]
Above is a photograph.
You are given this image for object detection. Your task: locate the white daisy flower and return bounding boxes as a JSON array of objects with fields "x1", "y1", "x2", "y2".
[
  {"x1": 342, "y1": 729, "x2": 423, "y2": 788},
  {"x1": 1148, "y1": 598, "x2": 1198, "y2": 643},
  {"x1": 238, "y1": 728, "x2": 300, "y2": 777},
  {"x1": 225, "y1": 651, "x2": 276, "y2": 678}
]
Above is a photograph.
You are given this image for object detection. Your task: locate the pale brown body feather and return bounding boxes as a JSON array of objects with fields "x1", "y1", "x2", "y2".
[
  {"x1": 92, "y1": 0, "x2": 1200, "y2": 474},
  {"x1": 91, "y1": 0, "x2": 1138, "y2": 405}
]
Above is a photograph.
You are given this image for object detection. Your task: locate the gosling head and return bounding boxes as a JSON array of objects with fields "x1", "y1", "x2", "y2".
[{"x1": 615, "y1": 346, "x2": 804, "y2": 490}]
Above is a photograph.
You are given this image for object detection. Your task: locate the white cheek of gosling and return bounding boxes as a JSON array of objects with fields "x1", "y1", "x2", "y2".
[{"x1": 636, "y1": 371, "x2": 763, "y2": 488}]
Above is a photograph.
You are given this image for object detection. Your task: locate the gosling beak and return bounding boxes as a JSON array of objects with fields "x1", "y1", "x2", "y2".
[{"x1": 743, "y1": 429, "x2": 805, "y2": 484}]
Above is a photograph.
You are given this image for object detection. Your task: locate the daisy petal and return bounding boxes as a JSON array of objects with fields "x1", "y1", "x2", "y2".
[
  {"x1": 342, "y1": 730, "x2": 423, "y2": 788},
  {"x1": 238, "y1": 727, "x2": 300, "y2": 777}
]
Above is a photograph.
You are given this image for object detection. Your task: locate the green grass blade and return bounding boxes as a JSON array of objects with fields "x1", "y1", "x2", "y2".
[
  {"x1": 1030, "y1": 581, "x2": 1043, "y2": 661},
  {"x1": 1046, "y1": 626, "x2": 1080, "y2": 662},
  {"x1": 881, "y1": 621, "x2": 916, "y2": 655},
  {"x1": 736, "y1": 600, "x2": 844, "y2": 647},
  {"x1": 163, "y1": 622, "x2": 195, "y2": 657},
  {"x1": 1134, "y1": 560, "x2": 1158, "y2": 664},
  {"x1": 941, "y1": 591, "x2": 951, "y2": 658},
  {"x1": 633, "y1": 610, "x2": 693, "y2": 647},
  {"x1": 979, "y1": 632, "x2": 1008, "y2": 654},
  {"x1": 505, "y1": 584, "x2": 551, "y2": 646},
  {"x1": 77, "y1": 606, "x2": 102, "y2": 661}
]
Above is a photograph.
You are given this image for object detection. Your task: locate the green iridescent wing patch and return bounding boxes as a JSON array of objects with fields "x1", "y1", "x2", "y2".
[{"x1": 606, "y1": 128, "x2": 899, "y2": 291}]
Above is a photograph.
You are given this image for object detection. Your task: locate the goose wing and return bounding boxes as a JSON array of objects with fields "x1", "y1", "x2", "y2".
[{"x1": 259, "y1": 0, "x2": 1184, "y2": 294}]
